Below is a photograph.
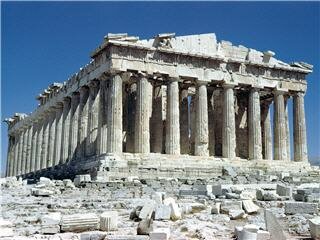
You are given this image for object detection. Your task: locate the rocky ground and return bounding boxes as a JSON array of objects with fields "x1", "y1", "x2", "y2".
[{"x1": 0, "y1": 168, "x2": 319, "y2": 240}]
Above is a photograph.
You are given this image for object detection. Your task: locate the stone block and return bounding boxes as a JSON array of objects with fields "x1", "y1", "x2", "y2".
[
  {"x1": 63, "y1": 179, "x2": 76, "y2": 189},
  {"x1": 80, "y1": 231, "x2": 107, "y2": 240},
  {"x1": 220, "y1": 200, "x2": 242, "y2": 214},
  {"x1": 163, "y1": 198, "x2": 181, "y2": 220},
  {"x1": 100, "y1": 211, "x2": 118, "y2": 231},
  {"x1": 0, "y1": 219, "x2": 13, "y2": 237},
  {"x1": 211, "y1": 202, "x2": 221, "y2": 214},
  {"x1": 41, "y1": 212, "x2": 61, "y2": 225},
  {"x1": 212, "y1": 184, "x2": 222, "y2": 196},
  {"x1": 257, "y1": 230, "x2": 271, "y2": 240},
  {"x1": 242, "y1": 200, "x2": 259, "y2": 214},
  {"x1": 152, "y1": 192, "x2": 165, "y2": 204},
  {"x1": 61, "y1": 213, "x2": 99, "y2": 232},
  {"x1": 149, "y1": 227, "x2": 170, "y2": 240},
  {"x1": 308, "y1": 216, "x2": 320, "y2": 240},
  {"x1": 276, "y1": 184, "x2": 292, "y2": 197},
  {"x1": 74, "y1": 174, "x2": 91, "y2": 186},
  {"x1": 41, "y1": 225, "x2": 60, "y2": 234},
  {"x1": 155, "y1": 205, "x2": 171, "y2": 220},
  {"x1": 137, "y1": 218, "x2": 153, "y2": 235},
  {"x1": 31, "y1": 188, "x2": 54, "y2": 197},
  {"x1": 284, "y1": 201, "x2": 318, "y2": 215}
]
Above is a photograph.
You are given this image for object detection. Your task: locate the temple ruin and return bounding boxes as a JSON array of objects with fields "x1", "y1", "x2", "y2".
[{"x1": 4, "y1": 33, "x2": 313, "y2": 180}]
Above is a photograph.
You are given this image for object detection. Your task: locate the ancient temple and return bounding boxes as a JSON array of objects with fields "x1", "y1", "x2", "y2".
[{"x1": 4, "y1": 33, "x2": 313, "y2": 179}]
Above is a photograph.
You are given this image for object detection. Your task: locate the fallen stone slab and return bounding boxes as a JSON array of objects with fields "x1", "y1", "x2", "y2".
[
  {"x1": 41, "y1": 212, "x2": 62, "y2": 234},
  {"x1": 308, "y1": 216, "x2": 320, "y2": 240},
  {"x1": 31, "y1": 188, "x2": 54, "y2": 197},
  {"x1": 152, "y1": 192, "x2": 165, "y2": 204},
  {"x1": 61, "y1": 213, "x2": 99, "y2": 232},
  {"x1": 229, "y1": 209, "x2": 245, "y2": 220},
  {"x1": 264, "y1": 209, "x2": 286, "y2": 240},
  {"x1": 242, "y1": 200, "x2": 259, "y2": 214},
  {"x1": 80, "y1": 231, "x2": 107, "y2": 240},
  {"x1": 211, "y1": 202, "x2": 221, "y2": 214},
  {"x1": 220, "y1": 200, "x2": 242, "y2": 214},
  {"x1": 0, "y1": 219, "x2": 13, "y2": 237},
  {"x1": 100, "y1": 211, "x2": 118, "y2": 231},
  {"x1": 74, "y1": 174, "x2": 91, "y2": 187},
  {"x1": 105, "y1": 236, "x2": 149, "y2": 240},
  {"x1": 139, "y1": 202, "x2": 155, "y2": 220},
  {"x1": 284, "y1": 201, "x2": 318, "y2": 215},
  {"x1": 137, "y1": 218, "x2": 153, "y2": 235},
  {"x1": 149, "y1": 227, "x2": 170, "y2": 240}
]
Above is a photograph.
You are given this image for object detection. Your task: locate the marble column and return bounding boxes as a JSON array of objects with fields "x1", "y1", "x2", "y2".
[
  {"x1": 30, "y1": 121, "x2": 39, "y2": 172},
  {"x1": 21, "y1": 127, "x2": 29, "y2": 174},
  {"x1": 248, "y1": 88, "x2": 262, "y2": 160},
  {"x1": 6, "y1": 136, "x2": 13, "y2": 176},
  {"x1": 180, "y1": 88, "x2": 189, "y2": 154},
  {"x1": 208, "y1": 91, "x2": 215, "y2": 156},
  {"x1": 107, "y1": 74, "x2": 123, "y2": 153},
  {"x1": 126, "y1": 83, "x2": 136, "y2": 153},
  {"x1": 261, "y1": 101, "x2": 273, "y2": 160},
  {"x1": 14, "y1": 133, "x2": 20, "y2": 176},
  {"x1": 47, "y1": 110, "x2": 56, "y2": 168},
  {"x1": 79, "y1": 86, "x2": 90, "y2": 158},
  {"x1": 166, "y1": 78, "x2": 180, "y2": 155},
  {"x1": 61, "y1": 97, "x2": 71, "y2": 164},
  {"x1": 87, "y1": 81, "x2": 100, "y2": 156},
  {"x1": 150, "y1": 85, "x2": 165, "y2": 153},
  {"x1": 25, "y1": 125, "x2": 33, "y2": 173},
  {"x1": 293, "y1": 92, "x2": 308, "y2": 162},
  {"x1": 189, "y1": 94, "x2": 196, "y2": 155},
  {"x1": 97, "y1": 80, "x2": 108, "y2": 155},
  {"x1": 222, "y1": 84, "x2": 236, "y2": 159},
  {"x1": 195, "y1": 82, "x2": 209, "y2": 156},
  {"x1": 35, "y1": 118, "x2": 44, "y2": 171},
  {"x1": 53, "y1": 104, "x2": 63, "y2": 166},
  {"x1": 273, "y1": 90, "x2": 287, "y2": 160},
  {"x1": 69, "y1": 92, "x2": 80, "y2": 161},
  {"x1": 284, "y1": 97, "x2": 291, "y2": 161},
  {"x1": 135, "y1": 76, "x2": 151, "y2": 153}
]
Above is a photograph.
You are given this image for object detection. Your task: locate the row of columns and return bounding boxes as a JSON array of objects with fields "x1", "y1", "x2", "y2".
[{"x1": 6, "y1": 74, "x2": 309, "y2": 177}]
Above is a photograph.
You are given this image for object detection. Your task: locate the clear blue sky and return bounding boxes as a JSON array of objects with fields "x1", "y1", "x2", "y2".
[{"x1": 1, "y1": 2, "x2": 320, "y2": 175}]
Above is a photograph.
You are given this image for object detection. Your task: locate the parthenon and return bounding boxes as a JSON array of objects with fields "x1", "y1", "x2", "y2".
[{"x1": 4, "y1": 33, "x2": 313, "y2": 179}]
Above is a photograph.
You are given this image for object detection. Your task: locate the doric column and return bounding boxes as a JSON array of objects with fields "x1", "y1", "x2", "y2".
[
  {"x1": 195, "y1": 82, "x2": 209, "y2": 156},
  {"x1": 150, "y1": 85, "x2": 165, "y2": 153},
  {"x1": 69, "y1": 92, "x2": 80, "y2": 161},
  {"x1": 165, "y1": 78, "x2": 180, "y2": 155},
  {"x1": 248, "y1": 88, "x2": 262, "y2": 160},
  {"x1": 273, "y1": 90, "x2": 287, "y2": 160},
  {"x1": 61, "y1": 97, "x2": 71, "y2": 164},
  {"x1": 35, "y1": 118, "x2": 44, "y2": 171},
  {"x1": 284, "y1": 97, "x2": 291, "y2": 161},
  {"x1": 97, "y1": 80, "x2": 108, "y2": 155},
  {"x1": 135, "y1": 75, "x2": 151, "y2": 153},
  {"x1": 189, "y1": 94, "x2": 196, "y2": 155},
  {"x1": 53, "y1": 104, "x2": 63, "y2": 166},
  {"x1": 30, "y1": 121, "x2": 39, "y2": 172},
  {"x1": 47, "y1": 110, "x2": 56, "y2": 168},
  {"x1": 13, "y1": 133, "x2": 20, "y2": 176},
  {"x1": 126, "y1": 83, "x2": 136, "y2": 153},
  {"x1": 87, "y1": 81, "x2": 100, "y2": 156},
  {"x1": 21, "y1": 127, "x2": 29, "y2": 174},
  {"x1": 222, "y1": 84, "x2": 236, "y2": 159},
  {"x1": 208, "y1": 91, "x2": 215, "y2": 156},
  {"x1": 107, "y1": 74, "x2": 123, "y2": 153},
  {"x1": 41, "y1": 113, "x2": 51, "y2": 169},
  {"x1": 79, "y1": 86, "x2": 90, "y2": 158},
  {"x1": 293, "y1": 92, "x2": 308, "y2": 162},
  {"x1": 180, "y1": 88, "x2": 189, "y2": 154},
  {"x1": 261, "y1": 101, "x2": 272, "y2": 160},
  {"x1": 6, "y1": 136, "x2": 13, "y2": 177},
  {"x1": 25, "y1": 125, "x2": 33, "y2": 173}
]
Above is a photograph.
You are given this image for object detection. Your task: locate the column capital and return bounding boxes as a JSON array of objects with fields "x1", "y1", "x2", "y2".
[
  {"x1": 295, "y1": 91, "x2": 306, "y2": 97},
  {"x1": 222, "y1": 82, "x2": 237, "y2": 89},
  {"x1": 196, "y1": 80, "x2": 208, "y2": 86},
  {"x1": 88, "y1": 79, "x2": 100, "y2": 88},
  {"x1": 167, "y1": 76, "x2": 180, "y2": 82},
  {"x1": 273, "y1": 88, "x2": 288, "y2": 95}
]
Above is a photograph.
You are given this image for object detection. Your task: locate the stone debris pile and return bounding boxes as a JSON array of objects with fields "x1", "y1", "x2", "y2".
[{"x1": 0, "y1": 170, "x2": 319, "y2": 240}]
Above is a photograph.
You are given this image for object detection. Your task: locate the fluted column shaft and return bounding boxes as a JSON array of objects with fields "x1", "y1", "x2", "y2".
[
  {"x1": 69, "y1": 92, "x2": 80, "y2": 160},
  {"x1": 47, "y1": 110, "x2": 56, "y2": 168},
  {"x1": 6, "y1": 136, "x2": 13, "y2": 176},
  {"x1": 284, "y1": 97, "x2": 291, "y2": 161},
  {"x1": 135, "y1": 76, "x2": 151, "y2": 153},
  {"x1": 87, "y1": 81, "x2": 100, "y2": 156},
  {"x1": 21, "y1": 128, "x2": 29, "y2": 174},
  {"x1": 107, "y1": 74, "x2": 123, "y2": 153},
  {"x1": 61, "y1": 97, "x2": 71, "y2": 164},
  {"x1": 248, "y1": 88, "x2": 262, "y2": 160},
  {"x1": 195, "y1": 83, "x2": 209, "y2": 156},
  {"x1": 79, "y1": 87, "x2": 90, "y2": 158},
  {"x1": 35, "y1": 119, "x2": 44, "y2": 171},
  {"x1": 180, "y1": 89, "x2": 189, "y2": 154},
  {"x1": 30, "y1": 121, "x2": 39, "y2": 172},
  {"x1": 222, "y1": 85, "x2": 236, "y2": 159},
  {"x1": 14, "y1": 133, "x2": 20, "y2": 176},
  {"x1": 25, "y1": 125, "x2": 33, "y2": 173},
  {"x1": 97, "y1": 80, "x2": 108, "y2": 155},
  {"x1": 261, "y1": 102, "x2": 272, "y2": 160},
  {"x1": 273, "y1": 91, "x2": 287, "y2": 160},
  {"x1": 126, "y1": 83, "x2": 136, "y2": 153},
  {"x1": 293, "y1": 92, "x2": 308, "y2": 162},
  {"x1": 166, "y1": 78, "x2": 180, "y2": 155},
  {"x1": 53, "y1": 105, "x2": 63, "y2": 166}
]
